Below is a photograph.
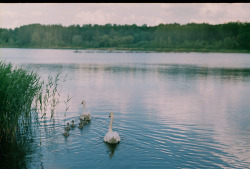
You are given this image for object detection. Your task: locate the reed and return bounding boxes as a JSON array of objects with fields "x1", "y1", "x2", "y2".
[
  {"x1": 0, "y1": 60, "x2": 72, "y2": 169},
  {"x1": 36, "y1": 72, "x2": 70, "y2": 119},
  {"x1": 0, "y1": 61, "x2": 42, "y2": 142},
  {"x1": 0, "y1": 61, "x2": 71, "y2": 143}
]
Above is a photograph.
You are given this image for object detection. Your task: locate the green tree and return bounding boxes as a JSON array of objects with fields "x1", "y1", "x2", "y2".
[
  {"x1": 31, "y1": 31, "x2": 41, "y2": 46},
  {"x1": 72, "y1": 35, "x2": 82, "y2": 46}
]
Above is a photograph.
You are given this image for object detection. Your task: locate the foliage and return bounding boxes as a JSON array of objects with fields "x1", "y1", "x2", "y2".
[
  {"x1": 0, "y1": 22, "x2": 250, "y2": 51},
  {"x1": 0, "y1": 61, "x2": 70, "y2": 143},
  {"x1": 0, "y1": 61, "x2": 42, "y2": 142},
  {"x1": 0, "y1": 61, "x2": 71, "y2": 168}
]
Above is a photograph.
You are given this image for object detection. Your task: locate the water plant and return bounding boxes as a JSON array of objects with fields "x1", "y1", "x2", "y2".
[
  {"x1": 0, "y1": 61, "x2": 42, "y2": 142},
  {"x1": 0, "y1": 60, "x2": 71, "y2": 143},
  {"x1": 38, "y1": 72, "x2": 62, "y2": 119},
  {"x1": 64, "y1": 94, "x2": 72, "y2": 118},
  {"x1": 0, "y1": 60, "x2": 72, "y2": 168}
]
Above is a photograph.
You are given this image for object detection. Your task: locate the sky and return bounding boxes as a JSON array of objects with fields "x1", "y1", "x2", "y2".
[{"x1": 0, "y1": 3, "x2": 250, "y2": 29}]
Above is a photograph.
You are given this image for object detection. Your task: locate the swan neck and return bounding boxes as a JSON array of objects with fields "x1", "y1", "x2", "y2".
[
  {"x1": 108, "y1": 116, "x2": 114, "y2": 132},
  {"x1": 82, "y1": 101, "x2": 85, "y2": 110}
]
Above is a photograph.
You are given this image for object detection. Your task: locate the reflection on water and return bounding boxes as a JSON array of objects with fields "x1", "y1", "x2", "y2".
[
  {"x1": 104, "y1": 142, "x2": 119, "y2": 159},
  {"x1": 0, "y1": 124, "x2": 38, "y2": 169},
  {"x1": 24, "y1": 63, "x2": 250, "y2": 81},
  {"x1": 1, "y1": 48, "x2": 250, "y2": 168}
]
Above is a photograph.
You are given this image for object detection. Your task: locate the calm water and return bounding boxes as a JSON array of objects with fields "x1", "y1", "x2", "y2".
[{"x1": 1, "y1": 48, "x2": 250, "y2": 168}]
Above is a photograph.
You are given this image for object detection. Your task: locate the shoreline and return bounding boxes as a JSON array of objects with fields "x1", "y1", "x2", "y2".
[{"x1": 1, "y1": 46, "x2": 250, "y2": 54}]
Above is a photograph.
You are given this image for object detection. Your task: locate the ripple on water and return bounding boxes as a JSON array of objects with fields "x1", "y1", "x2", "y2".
[
  {"x1": 2, "y1": 50, "x2": 247, "y2": 168},
  {"x1": 29, "y1": 108, "x2": 250, "y2": 169}
]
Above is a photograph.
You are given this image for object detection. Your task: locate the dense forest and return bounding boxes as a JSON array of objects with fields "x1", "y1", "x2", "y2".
[{"x1": 0, "y1": 22, "x2": 250, "y2": 52}]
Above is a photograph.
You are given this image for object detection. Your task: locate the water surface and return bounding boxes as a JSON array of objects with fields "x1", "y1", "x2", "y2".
[{"x1": 1, "y1": 48, "x2": 250, "y2": 168}]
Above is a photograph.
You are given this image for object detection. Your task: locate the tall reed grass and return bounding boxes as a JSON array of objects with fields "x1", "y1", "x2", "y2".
[
  {"x1": 0, "y1": 60, "x2": 72, "y2": 168},
  {"x1": 0, "y1": 61, "x2": 70, "y2": 143},
  {"x1": 0, "y1": 61, "x2": 42, "y2": 142}
]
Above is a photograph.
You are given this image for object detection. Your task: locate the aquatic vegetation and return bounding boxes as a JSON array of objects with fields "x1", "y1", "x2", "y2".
[
  {"x1": 0, "y1": 61, "x2": 42, "y2": 142},
  {"x1": 0, "y1": 60, "x2": 72, "y2": 168},
  {"x1": 0, "y1": 60, "x2": 71, "y2": 143},
  {"x1": 36, "y1": 72, "x2": 69, "y2": 119},
  {"x1": 64, "y1": 94, "x2": 72, "y2": 118}
]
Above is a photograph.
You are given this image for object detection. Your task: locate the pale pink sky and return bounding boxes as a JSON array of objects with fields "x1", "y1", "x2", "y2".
[{"x1": 1, "y1": 3, "x2": 250, "y2": 29}]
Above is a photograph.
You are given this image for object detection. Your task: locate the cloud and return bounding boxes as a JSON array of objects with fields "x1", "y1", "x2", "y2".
[
  {"x1": 74, "y1": 10, "x2": 116, "y2": 25},
  {"x1": 0, "y1": 3, "x2": 250, "y2": 29},
  {"x1": 190, "y1": 3, "x2": 250, "y2": 24}
]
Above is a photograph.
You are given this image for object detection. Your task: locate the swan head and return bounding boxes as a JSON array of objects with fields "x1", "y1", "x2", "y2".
[
  {"x1": 109, "y1": 112, "x2": 114, "y2": 118},
  {"x1": 81, "y1": 100, "x2": 85, "y2": 104}
]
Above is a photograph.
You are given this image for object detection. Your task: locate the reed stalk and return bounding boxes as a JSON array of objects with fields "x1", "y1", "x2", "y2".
[{"x1": 0, "y1": 61, "x2": 71, "y2": 143}]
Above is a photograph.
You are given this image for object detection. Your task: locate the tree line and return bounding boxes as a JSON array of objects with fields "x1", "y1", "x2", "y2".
[{"x1": 0, "y1": 22, "x2": 250, "y2": 51}]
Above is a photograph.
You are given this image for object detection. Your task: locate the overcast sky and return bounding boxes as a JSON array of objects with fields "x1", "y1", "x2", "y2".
[{"x1": 1, "y1": 3, "x2": 250, "y2": 29}]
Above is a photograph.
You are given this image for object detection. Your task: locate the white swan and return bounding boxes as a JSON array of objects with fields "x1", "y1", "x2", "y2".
[
  {"x1": 104, "y1": 112, "x2": 121, "y2": 144},
  {"x1": 80, "y1": 100, "x2": 91, "y2": 121}
]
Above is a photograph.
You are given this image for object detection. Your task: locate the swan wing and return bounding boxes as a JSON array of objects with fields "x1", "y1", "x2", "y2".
[
  {"x1": 113, "y1": 131, "x2": 121, "y2": 142},
  {"x1": 80, "y1": 112, "x2": 91, "y2": 120},
  {"x1": 104, "y1": 131, "x2": 120, "y2": 144}
]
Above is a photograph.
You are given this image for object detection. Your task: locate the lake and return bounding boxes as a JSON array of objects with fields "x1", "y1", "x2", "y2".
[{"x1": 1, "y1": 48, "x2": 250, "y2": 168}]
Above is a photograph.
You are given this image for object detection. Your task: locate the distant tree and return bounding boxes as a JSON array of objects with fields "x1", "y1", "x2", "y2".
[
  {"x1": 72, "y1": 35, "x2": 82, "y2": 46},
  {"x1": 31, "y1": 31, "x2": 41, "y2": 46},
  {"x1": 237, "y1": 31, "x2": 250, "y2": 49},
  {"x1": 0, "y1": 22, "x2": 249, "y2": 51}
]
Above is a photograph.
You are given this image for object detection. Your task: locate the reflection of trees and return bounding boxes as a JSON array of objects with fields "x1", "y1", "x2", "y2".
[
  {"x1": 0, "y1": 112, "x2": 63, "y2": 169},
  {"x1": 156, "y1": 64, "x2": 250, "y2": 82},
  {"x1": 26, "y1": 63, "x2": 250, "y2": 83}
]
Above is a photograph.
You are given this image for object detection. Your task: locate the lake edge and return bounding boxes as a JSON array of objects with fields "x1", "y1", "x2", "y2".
[{"x1": 1, "y1": 46, "x2": 250, "y2": 54}]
